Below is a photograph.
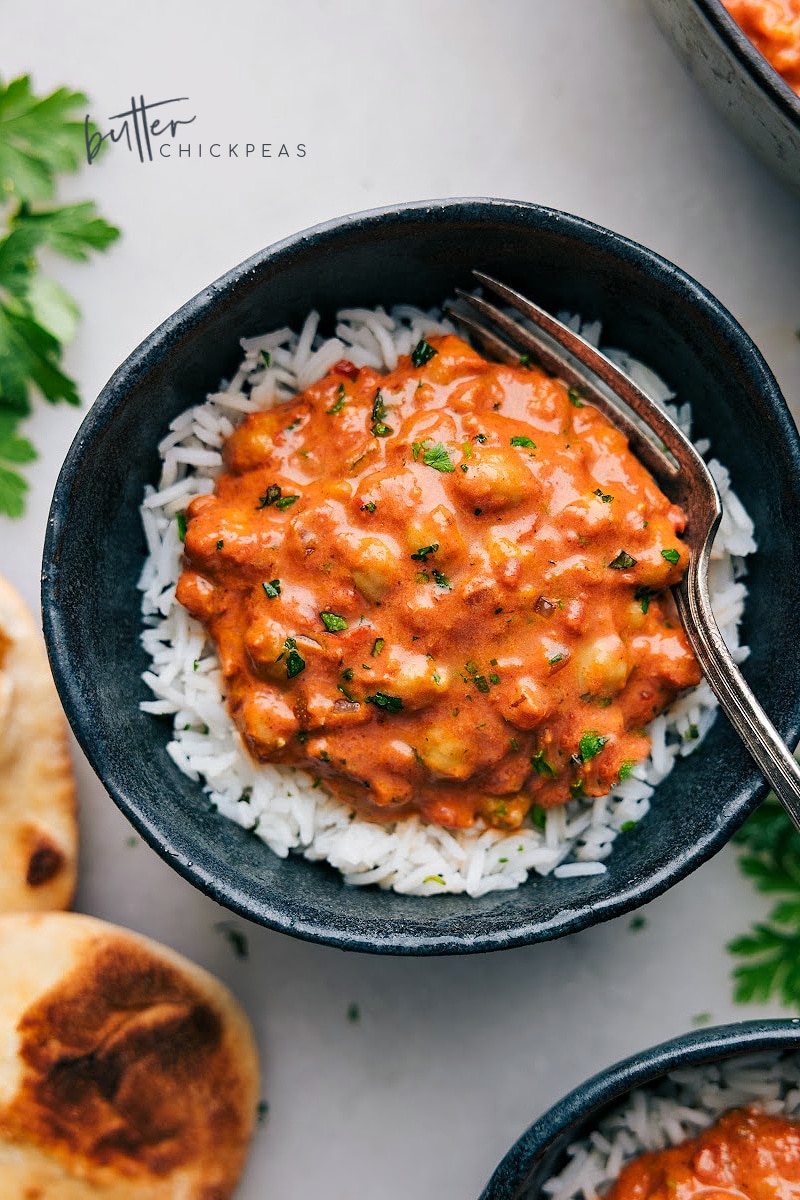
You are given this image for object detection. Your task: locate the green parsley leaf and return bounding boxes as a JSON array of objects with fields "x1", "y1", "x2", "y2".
[
  {"x1": 341, "y1": 667, "x2": 354, "y2": 682},
  {"x1": 256, "y1": 483, "x2": 282, "y2": 508},
  {"x1": 11, "y1": 202, "x2": 119, "y2": 261},
  {"x1": 262, "y1": 579, "x2": 281, "y2": 598},
  {"x1": 661, "y1": 547, "x2": 680, "y2": 564},
  {"x1": 530, "y1": 750, "x2": 557, "y2": 778},
  {"x1": 593, "y1": 488, "x2": 613, "y2": 503},
  {"x1": 176, "y1": 511, "x2": 187, "y2": 542},
  {"x1": 370, "y1": 637, "x2": 384, "y2": 657},
  {"x1": 518, "y1": 353, "x2": 532, "y2": 368},
  {"x1": 275, "y1": 494, "x2": 299, "y2": 510},
  {"x1": 410, "y1": 543, "x2": 438, "y2": 562},
  {"x1": 365, "y1": 691, "x2": 403, "y2": 713},
  {"x1": 510, "y1": 435, "x2": 536, "y2": 449},
  {"x1": 422, "y1": 442, "x2": 455, "y2": 473},
  {"x1": 283, "y1": 638, "x2": 306, "y2": 679},
  {"x1": 327, "y1": 383, "x2": 346, "y2": 414},
  {"x1": 609, "y1": 550, "x2": 637, "y2": 570},
  {"x1": 0, "y1": 412, "x2": 35, "y2": 516},
  {"x1": 728, "y1": 794, "x2": 800, "y2": 1005},
  {"x1": 0, "y1": 76, "x2": 93, "y2": 204},
  {"x1": 431, "y1": 569, "x2": 451, "y2": 589},
  {"x1": 411, "y1": 338, "x2": 437, "y2": 368},
  {"x1": 529, "y1": 804, "x2": 546, "y2": 830},
  {"x1": 634, "y1": 586, "x2": 652, "y2": 614},
  {"x1": 579, "y1": 732, "x2": 609, "y2": 762},
  {"x1": 567, "y1": 387, "x2": 584, "y2": 407},
  {"x1": 360, "y1": 501, "x2": 376, "y2": 513},
  {"x1": 260, "y1": 349, "x2": 271, "y2": 368},
  {"x1": 320, "y1": 611, "x2": 348, "y2": 632},
  {"x1": 618, "y1": 760, "x2": 636, "y2": 780}
]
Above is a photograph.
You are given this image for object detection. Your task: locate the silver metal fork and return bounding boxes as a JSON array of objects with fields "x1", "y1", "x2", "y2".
[{"x1": 446, "y1": 272, "x2": 800, "y2": 827}]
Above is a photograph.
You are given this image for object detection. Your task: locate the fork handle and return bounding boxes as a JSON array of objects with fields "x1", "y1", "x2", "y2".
[{"x1": 675, "y1": 583, "x2": 800, "y2": 831}]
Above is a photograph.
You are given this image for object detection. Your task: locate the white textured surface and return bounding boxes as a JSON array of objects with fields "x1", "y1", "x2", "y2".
[{"x1": 4, "y1": 2, "x2": 800, "y2": 1198}]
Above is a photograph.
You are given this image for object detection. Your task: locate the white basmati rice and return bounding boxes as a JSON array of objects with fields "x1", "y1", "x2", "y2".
[
  {"x1": 541, "y1": 1049, "x2": 800, "y2": 1200},
  {"x1": 137, "y1": 303, "x2": 756, "y2": 896}
]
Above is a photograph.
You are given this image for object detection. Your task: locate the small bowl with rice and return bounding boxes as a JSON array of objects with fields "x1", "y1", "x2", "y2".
[
  {"x1": 42, "y1": 199, "x2": 800, "y2": 953},
  {"x1": 480, "y1": 1019, "x2": 800, "y2": 1200}
]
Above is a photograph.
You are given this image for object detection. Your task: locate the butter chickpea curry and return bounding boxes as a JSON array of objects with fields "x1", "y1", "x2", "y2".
[
  {"x1": 723, "y1": 0, "x2": 800, "y2": 94},
  {"x1": 606, "y1": 1108, "x2": 800, "y2": 1200},
  {"x1": 177, "y1": 334, "x2": 700, "y2": 831}
]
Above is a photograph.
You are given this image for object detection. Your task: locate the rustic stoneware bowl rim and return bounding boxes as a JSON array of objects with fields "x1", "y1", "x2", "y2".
[
  {"x1": 42, "y1": 198, "x2": 800, "y2": 954},
  {"x1": 480, "y1": 1018, "x2": 800, "y2": 1200},
  {"x1": 694, "y1": 0, "x2": 800, "y2": 127}
]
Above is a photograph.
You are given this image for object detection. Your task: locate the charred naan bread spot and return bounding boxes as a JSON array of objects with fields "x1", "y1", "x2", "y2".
[{"x1": 0, "y1": 915, "x2": 260, "y2": 1198}]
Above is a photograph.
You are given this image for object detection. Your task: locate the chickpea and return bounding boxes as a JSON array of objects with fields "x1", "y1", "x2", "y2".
[
  {"x1": 573, "y1": 633, "x2": 631, "y2": 695},
  {"x1": 417, "y1": 725, "x2": 473, "y2": 779},
  {"x1": 240, "y1": 689, "x2": 297, "y2": 757},
  {"x1": 452, "y1": 448, "x2": 532, "y2": 510},
  {"x1": 349, "y1": 536, "x2": 402, "y2": 602},
  {"x1": 385, "y1": 654, "x2": 449, "y2": 711}
]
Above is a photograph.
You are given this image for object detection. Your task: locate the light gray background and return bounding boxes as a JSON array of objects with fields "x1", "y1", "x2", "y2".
[{"x1": 5, "y1": 2, "x2": 800, "y2": 1197}]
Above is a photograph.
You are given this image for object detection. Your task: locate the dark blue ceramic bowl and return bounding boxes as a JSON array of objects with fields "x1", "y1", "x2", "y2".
[
  {"x1": 648, "y1": 0, "x2": 800, "y2": 196},
  {"x1": 481, "y1": 1019, "x2": 800, "y2": 1200},
  {"x1": 42, "y1": 199, "x2": 800, "y2": 954}
]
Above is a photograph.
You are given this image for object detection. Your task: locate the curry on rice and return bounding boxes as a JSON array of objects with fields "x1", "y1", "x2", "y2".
[{"x1": 177, "y1": 334, "x2": 700, "y2": 832}]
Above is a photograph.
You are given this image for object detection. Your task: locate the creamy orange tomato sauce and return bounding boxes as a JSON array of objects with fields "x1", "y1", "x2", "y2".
[
  {"x1": 606, "y1": 1108, "x2": 800, "y2": 1200},
  {"x1": 724, "y1": 0, "x2": 800, "y2": 94},
  {"x1": 177, "y1": 335, "x2": 700, "y2": 830}
]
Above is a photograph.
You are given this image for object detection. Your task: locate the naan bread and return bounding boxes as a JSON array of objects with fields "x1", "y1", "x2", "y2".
[
  {"x1": 0, "y1": 912, "x2": 260, "y2": 1198},
  {"x1": 0, "y1": 577, "x2": 77, "y2": 911}
]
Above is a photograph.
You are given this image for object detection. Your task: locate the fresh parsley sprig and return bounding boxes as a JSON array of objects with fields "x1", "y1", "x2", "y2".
[
  {"x1": 0, "y1": 74, "x2": 120, "y2": 516},
  {"x1": 729, "y1": 794, "x2": 800, "y2": 1006}
]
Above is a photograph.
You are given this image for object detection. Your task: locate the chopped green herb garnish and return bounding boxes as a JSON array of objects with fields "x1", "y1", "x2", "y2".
[
  {"x1": 510, "y1": 737, "x2": 519, "y2": 751},
  {"x1": 529, "y1": 804, "x2": 546, "y2": 830},
  {"x1": 579, "y1": 732, "x2": 609, "y2": 762},
  {"x1": 634, "y1": 586, "x2": 652, "y2": 614},
  {"x1": 618, "y1": 760, "x2": 636, "y2": 780},
  {"x1": 518, "y1": 353, "x2": 532, "y2": 368},
  {"x1": 176, "y1": 511, "x2": 187, "y2": 541},
  {"x1": 284, "y1": 638, "x2": 306, "y2": 679},
  {"x1": 372, "y1": 422, "x2": 392, "y2": 437},
  {"x1": 410, "y1": 543, "x2": 439, "y2": 561},
  {"x1": 685, "y1": 723, "x2": 700, "y2": 740},
  {"x1": 620, "y1": 820, "x2": 637, "y2": 833},
  {"x1": 193, "y1": 659, "x2": 199, "y2": 671},
  {"x1": 473, "y1": 432, "x2": 487, "y2": 443},
  {"x1": 285, "y1": 417, "x2": 301, "y2": 432},
  {"x1": 431, "y1": 569, "x2": 451, "y2": 589},
  {"x1": 361, "y1": 501, "x2": 376, "y2": 513},
  {"x1": 422, "y1": 442, "x2": 455, "y2": 473},
  {"x1": 215, "y1": 923, "x2": 249, "y2": 960},
  {"x1": 510, "y1": 435, "x2": 536, "y2": 449},
  {"x1": 371, "y1": 637, "x2": 385, "y2": 657},
  {"x1": 341, "y1": 667, "x2": 354, "y2": 682},
  {"x1": 327, "y1": 383, "x2": 346, "y2": 414},
  {"x1": 567, "y1": 387, "x2": 585, "y2": 407},
  {"x1": 262, "y1": 579, "x2": 281, "y2": 599},
  {"x1": 216, "y1": 539, "x2": 224, "y2": 550},
  {"x1": 593, "y1": 488, "x2": 613, "y2": 502},
  {"x1": 260, "y1": 350, "x2": 271, "y2": 368},
  {"x1": 661, "y1": 547, "x2": 680, "y2": 564},
  {"x1": 411, "y1": 338, "x2": 437, "y2": 368},
  {"x1": 369, "y1": 389, "x2": 393, "y2": 437},
  {"x1": 275, "y1": 494, "x2": 299, "y2": 510},
  {"x1": 488, "y1": 672, "x2": 500, "y2": 685},
  {"x1": 320, "y1": 611, "x2": 348, "y2": 633},
  {"x1": 460, "y1": 463, "x2": 469, "y2": 472},
  {"x1": 365, "y1": 691, "x2": 404, "y2": 713},
  {"x1": 257, "y1": 483, "x2": 282, "y2": 508},
  {"x1": 531, "y1": 750, "x2": 557, "y2": 778},
  {"x1": 337, "y1": 682, "x2": 357, "y2": 702},
  {"x1": 415, "y1": 570, "x2": 430, "y2": 583},
  {"x1": 609, "y1": 550, "x2": 637, "y2": 570},
  {"x1": 548, "y1": 653, "x2": 563, "y2": 665}
]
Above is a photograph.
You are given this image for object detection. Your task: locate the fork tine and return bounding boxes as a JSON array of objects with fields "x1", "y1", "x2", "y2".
[
  {"x1": 441, "y1": 303, "x2": 521, "y2": 366},
  {"x1": 473, "y1": 272, "x2": 692, "y2": 469},
  {"x1": 450, "y1": 287, "x2": 678, "y2": 482}
]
